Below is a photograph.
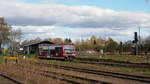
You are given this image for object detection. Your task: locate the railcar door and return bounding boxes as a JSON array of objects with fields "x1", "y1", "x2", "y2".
[
  {"x1": 39, "y1": 45, "x2": 50, "y2": 58},
  {"x1": 54, "y1": 46, "x2": 63, "y2": 57}
]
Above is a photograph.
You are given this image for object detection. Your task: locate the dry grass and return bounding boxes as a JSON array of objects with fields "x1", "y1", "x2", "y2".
[
  {"x1": 35, "y1": 58, "x2": 150, "y2": 76},
  {"x1": 19, "y1": 59, "x2": 143, "y2": 84},
  {"x1": 0, "y1": 61, "x2": 67, "y2": 84},
  {"x1": 0, "y1": 58, "x2": 149, "y2": 84},
  {"x1": 19, "y1": 58, "x2": 147, "y2": 84},
  {"x1": 0, "y1": 76, "x2": 16, "y2": 84},
  {"x1": 77, "y1": 54, "x2": 150, "y2": 63}
]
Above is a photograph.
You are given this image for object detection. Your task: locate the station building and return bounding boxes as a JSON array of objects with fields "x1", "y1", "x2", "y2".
[{"x1": 23, "y1": 41, "x2": 54, "y2": 54}]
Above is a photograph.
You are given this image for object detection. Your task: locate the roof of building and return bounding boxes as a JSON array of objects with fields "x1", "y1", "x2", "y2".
[{"x1": 24, "y1": 41, "x2": 54, "y2": 47}]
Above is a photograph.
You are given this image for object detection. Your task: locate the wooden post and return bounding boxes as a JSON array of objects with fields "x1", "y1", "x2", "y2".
[
  {"x1": 0, "y1": 43, "x2": 2, "y2": 54},
  {"x1": 27, "y1": 46, "x2": 30, "y2": 54}
]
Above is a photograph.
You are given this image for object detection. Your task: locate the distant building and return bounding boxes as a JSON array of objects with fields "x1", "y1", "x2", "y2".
[
  {"x1": 0, "y1": 17, "x2": 4, "y2": 24},
  {"x1": 23, "y1": 41, "x2": 54, "y2": 54}
]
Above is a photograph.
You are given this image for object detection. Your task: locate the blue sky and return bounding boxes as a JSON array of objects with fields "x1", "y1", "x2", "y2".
[
  {"x1": 1, "y1": 0, "x2": 150, "y2": 42},
  {"x1": 24, "y1": 0, "x2": 150, "y2": 12},
  {"x1": 58, "y1": 0, "x2": 150, "y2": 12}
]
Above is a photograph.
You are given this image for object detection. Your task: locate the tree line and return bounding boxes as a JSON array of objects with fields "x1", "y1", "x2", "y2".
[{"x1": 20, "y1": 35, "x2": 150, "y2": 55}]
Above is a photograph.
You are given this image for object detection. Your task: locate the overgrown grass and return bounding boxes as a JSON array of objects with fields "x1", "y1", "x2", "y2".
[
  {"x1": 14, "y1": 54, "x2": 150, "y2": 75},
  {"x1": 43, "y1": 59, "x2": 150, "y2": 76},
  {"x1": 0, "y1": 54, "x2": 37, "y2": 63},
  {"x1": 1, "y1": 56, "x2": 149, "y2": 84},
  {"x1": 77, "y1": 54, "x2": 150, "y2": 63},
  {"x1": 0, "y1": 59, "x2": 4, "y2": 63},
  {"x1": 0, "y1": 62, "x2": 66, "y2": 84},
  {"x1": 17, "y1": 54, "x2": 37, "y2": 59},
  {"x1": 20, "y1": 53, "x2": 150, "y2": 63},
  {"x1": 23, "y1": 57, "x2": 150, "y2": 76},
  {"x1": 0, "y1": 54, "x2": 5, "y2": 63}
]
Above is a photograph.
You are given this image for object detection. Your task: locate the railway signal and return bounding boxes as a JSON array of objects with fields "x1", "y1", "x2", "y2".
[
  {"x1": 132, "y1": 32, "x2": 138, "y2": 55},
  {"x1": 119, "y1": 41, "x2": 123, "y2": 55}
]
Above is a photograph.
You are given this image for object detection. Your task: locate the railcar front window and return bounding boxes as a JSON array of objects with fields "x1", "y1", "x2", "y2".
[{"x1": 64, "y1": 45, "x2": 74, "y2": 52}]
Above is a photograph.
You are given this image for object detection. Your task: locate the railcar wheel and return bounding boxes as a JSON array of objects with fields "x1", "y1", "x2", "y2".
[
  {"x1": 68, "y1": 56, "x2": 74, "y2": 61},
  {"x1": 64, "y1": 57, "x2": 68, "y2": 61}
]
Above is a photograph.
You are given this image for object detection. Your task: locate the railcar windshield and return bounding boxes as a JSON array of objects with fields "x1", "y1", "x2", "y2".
[{"x1": 64, "y1": 45, "x2": 75, "y2": 52}]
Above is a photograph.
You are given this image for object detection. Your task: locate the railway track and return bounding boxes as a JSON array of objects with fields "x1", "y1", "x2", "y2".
[
  {"x1": 74, "y1": 61, "x2": 150, "y2": 69},
  {"x1": 29, "y1": 70, "x2": 84, "y2": 84},
  {"x1": 34, "y1": 62, "x2": 150, "y2": 83},
  {"x1": 76, "y1": 58, "x2": 150, "y2": 64},
  {"x1": 76, "y1": 58, "x2": 150, "y2": 65},
  {"x1": 18, "y1": 64, "x2": 111, "y2": 84},
  {"x1": 0, "y1": 73, "x2": 22, "y2": 84},
  {"x1": 41, "y1": 70, "x2": 111, "y2": 84},
  {"x1": 76, "y1": 58, "x2": 150, "y2": 69}
]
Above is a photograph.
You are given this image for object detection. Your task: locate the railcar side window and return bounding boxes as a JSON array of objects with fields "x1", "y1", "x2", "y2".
[{"x1": 55, "y1": 47, "x2": 62, "y2": 53}]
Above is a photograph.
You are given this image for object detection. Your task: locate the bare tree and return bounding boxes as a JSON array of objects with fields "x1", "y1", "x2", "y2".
[
  {"x1": 9, "y1": 28, "x2": 22, "y2": 53},
  {"x1": 143, "y1": 35, "x2": 150, "y2": 54},
  {"x1": 0, "y1": 17, "x2": 23, "y2": 54},
  {"x1": 0, "y1": 18, "x2": 12, "y2": 53}
]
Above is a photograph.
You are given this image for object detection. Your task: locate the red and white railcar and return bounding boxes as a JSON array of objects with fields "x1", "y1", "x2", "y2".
[{"x1": 38, "y1": 44, "x2": 76, "y2": 60}]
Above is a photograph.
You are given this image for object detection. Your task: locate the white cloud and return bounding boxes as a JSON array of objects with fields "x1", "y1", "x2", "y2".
[
  {"x1": 12, "y1": 25, "x2": 136, "y2": 42},
  {"x1": 1, "y1": 1, "x2": 150, "y2": 41},
  {"x1": 62, "y1": 27, "x2": 136, "y2": 41},
  {"x1": 12, "y1": 25, "x2": 55, "y2": 33},
  {"x1": 0, "y1": 1, "x2": 150, "y2": 29},
  {"x1": 65, "y1": 28, "x2": 133, "y2": 36}
]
